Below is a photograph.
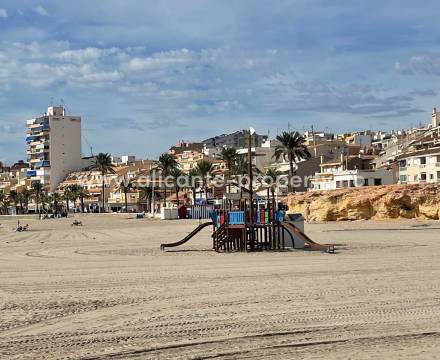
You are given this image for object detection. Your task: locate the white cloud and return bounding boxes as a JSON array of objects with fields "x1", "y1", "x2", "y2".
[
  {"x1": 55, "y1": 47, "x2": 119, "y2": 63},
  {"x1": 395, "y1": 55, "x2": 440, "y2": 76},
  {"x1": 126, "y1": 48, "x2": 193, "y2": 71},
  {"x1": 34, "y1": 5, "x2": 48, "y2": 16},
  {"x1": 0, "y1": 40, "x2": 424, "y2": 126},
  {"x1": 0, "y1": 8, "x2": 7, "y2": 18}
]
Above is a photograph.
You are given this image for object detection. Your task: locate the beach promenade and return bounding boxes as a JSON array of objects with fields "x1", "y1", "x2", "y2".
[{"x1": 0, "y1": 216, "x2": 439, "y2": 359}]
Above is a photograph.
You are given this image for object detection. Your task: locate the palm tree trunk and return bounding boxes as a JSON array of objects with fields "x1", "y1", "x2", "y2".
[
  {"x1": 288, "y1": 156, "x2": 294, "y2": 193},
  {"x1": 101, "y1": 176, "x2": 105, "y2": 213},
  {"x1": 124, "y1": 189, "x2": 128, "y2": 213},
  {"x1": 163, "y1": 187, "x2": 167, "y2": 207},
  {"x1": 227, "y1": 160, "x2": 232, "y2": 193},
  {"x1": 175, "y1": 186, "x2": 179, "y2": 206},
  {"x1": 266, "y1": 188, "x2": 270, "y2": 209},
  {"x1": 36, "y1": 195, "x2": 40, "y2": 216},
  {"x1": 66, "y1": 199, "x2": 69, "y2": 212},
  {"x1": 81, "y1": 196, "x2": 85, "y2": 213}
]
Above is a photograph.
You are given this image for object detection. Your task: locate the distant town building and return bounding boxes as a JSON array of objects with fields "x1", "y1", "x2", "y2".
[
  {"x1": 397, "y1": 150, "x2": 440, "y2": 184},
  {"x1": 310, "y1": 153, "x2": 393, "y2": 191},
  {"x1": 0, "y1": 161, "x2": 28, "y2": 195},
  {"x1": 345, "y1": 131, "x2": 373, "y2": 148},
  {"x1": 303, "y1": 130, "x2": 334, "y2": 146},
  {"x1": 111, "y1": 155, "x2": 136, "y2": 165},
  {"x1": 57, "y1": 159, "x2": 154, "y2": 212},
  {"x1": 26, "y1": 106, "x2": 87, "y2": 191},
  {"x1": 203, "y1": 130, "x2": 268, "y2": 149},
  {"x1": 169, "y1": 141, "x2": 205, "y2": 171},
  {"x1": 432, "y1": 107, "x2": 440, "y2": 128}
]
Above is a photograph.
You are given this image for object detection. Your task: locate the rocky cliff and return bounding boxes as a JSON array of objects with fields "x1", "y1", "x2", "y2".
[{"x1": 286, "y1": 184, "x2": 440, "y2": 222}]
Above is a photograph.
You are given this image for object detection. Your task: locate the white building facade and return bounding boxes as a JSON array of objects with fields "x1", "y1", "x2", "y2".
[
  {"x1": 26, "y1": 106, "x2": 84, "y2": 191},
  {"x1": 397, "y1": 150, "x2": 440, "y2": 184},
  {"x1": 310, "y1": 169, "x2": 393, "y2": 191}
]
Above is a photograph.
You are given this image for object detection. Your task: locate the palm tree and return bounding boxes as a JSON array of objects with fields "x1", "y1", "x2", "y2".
[
  {"x1": 273, "y1": 131, "x2": 311, "y2": 192},
  {"x1": 8, "y1": 190, "x2": 19, "y2": 215},
  {"x1": 194, "y1": 160, "x2": 215, "y2": 201},
  {"x1": 233, "y1": 156, "x2": 249, "y2": 176},
  {"x1": 218, "y1": 147, "x2": 238, "y2": 192},
  {"x1": 118, "y1": 178, "x2": 134, "y2": 212},
  {"x1": 152, "y1": 153, "x2": 178, "y2": 205},
  {"x1": 89, "y1": 153, "x2": 115, "y2": 212},
  {"x1": 40, "y1": 191, "x2": 50, "y2": 213},
  {"x1": 31, "y1": 181, "x2": 44, "y2": 216},
  {"x1": 169, "y1": 168, "x2": 184, "y2": 206},
  {"x1": 186, "y1": 168, "x2": 200, "y2": 205},
  {"x1": 139, "y1": 186, "x2": 153, "y2": 212},
  {"x1": 263, "y1": 168, "x2": 281, "y2": 212},
  {"x1": 17, "y1": 192, "x2": 24, "y2": 215},
  {"x1": 76, "y1": 186, "x2": 89, "y2": 213},
  {"x1": 50, "y1": 192, "x2": 63, "y2": 216},
  {"x1": 20, "y1": 189, "x2": 32, "y2": 214},
  {"x1": 0, "y1": 192, "x2": 10, "y2": 215},
  {"x1": 63, "y1": 185, "x2": 76, "y2": 212}
]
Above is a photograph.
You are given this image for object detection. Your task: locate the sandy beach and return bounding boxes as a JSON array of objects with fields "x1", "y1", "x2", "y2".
[{"x1": 0, "y1": 215, "x2": 439, "y2": 359}]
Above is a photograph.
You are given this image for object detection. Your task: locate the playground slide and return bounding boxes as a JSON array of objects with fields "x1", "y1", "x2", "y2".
[
  {"x1": 160, "y1": 222, "x2": 214, "y2": 251},
  {"x1": 282, "y1": 222, "x2": 335, "y2": 253}
]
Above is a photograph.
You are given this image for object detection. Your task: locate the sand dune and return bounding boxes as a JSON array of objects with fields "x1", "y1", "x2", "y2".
[{"x1": 0, "y1": 215, "x2": 439, "y2": 359}]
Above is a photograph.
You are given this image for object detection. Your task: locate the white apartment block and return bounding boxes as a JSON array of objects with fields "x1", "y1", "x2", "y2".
[
  {"x1": 310, "y1": 154, "x2": 393, "y2": 191},
  {"x1": 397, "y1": 150, "x2": 440, "y2": 184},
  {"x1": 26, "y1": 106, "x2": 84, "y2": 191},
  {"x1": 111, "y1": 155, "x2": 136, "y2": 165},
  {"x1": 310, "y1": 168, "x2": 393, "y2": 191}
]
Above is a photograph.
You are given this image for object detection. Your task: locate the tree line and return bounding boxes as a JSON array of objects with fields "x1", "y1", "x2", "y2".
[{"x1": 0, "y1": 130, "x2": 309, "y2": 214}]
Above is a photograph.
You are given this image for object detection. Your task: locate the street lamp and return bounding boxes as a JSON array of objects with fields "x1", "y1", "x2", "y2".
[{"x1": 248, "y1": 127, "x2": 256, "y2": 249}]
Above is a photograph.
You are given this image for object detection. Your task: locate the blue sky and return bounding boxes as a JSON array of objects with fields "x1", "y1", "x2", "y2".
[{"x1": 1, "y1": 0, "x2": 440, "y2": 163}]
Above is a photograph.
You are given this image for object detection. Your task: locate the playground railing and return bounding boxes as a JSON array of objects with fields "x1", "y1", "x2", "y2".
[{"x1": 228, "y1": 211, "x2": 245, "y2": 225}]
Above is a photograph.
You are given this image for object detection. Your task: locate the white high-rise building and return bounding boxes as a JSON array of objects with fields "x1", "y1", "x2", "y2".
[{"x1": 26, "y1": 106, "x2": 84, "y2": 191}]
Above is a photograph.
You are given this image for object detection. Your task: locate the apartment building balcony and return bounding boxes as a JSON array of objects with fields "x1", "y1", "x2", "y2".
[
  {"x1": 436, "y1": 162, "x2": 440, "y2": 167},
  {"x1": 29, "y1": 140, "x2": 44, "y2": 146},
  {"x1": 26, "y1": 135, "x2": 39, "y2": 143},
  {"x1": 34, "y1": 161, "x2": 50, "y2": 168},
  {"x1": 35, "y1": 141, "x2": 49, "y2": 148},
  {"x1": 29, "y1": 125, "x2": 49, "y2": 133},
  {"x1": 399, "y1": 167, "x2": 407, "y2": 172},
  {"x1": 418, "y1": 164, "x2": 426, "y2": 169}
]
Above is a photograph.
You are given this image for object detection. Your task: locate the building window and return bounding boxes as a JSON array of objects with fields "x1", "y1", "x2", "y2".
[
  {"x1": 421, "y1": 173, "x2": 427, "y2": 181},
  {"x1": 420, "y1": 157, "x2": 426, "y2": 165},
  {"x1": 374, "y1": 178, "x2": 382, "y2": 186},
  {"x1": 349, "y1": 180, "x2": 355, "y2": 187},
  {"x1": 364, "y1": 178, "x2": 369, "y2": 186},
  {"x1": 399, "y1": 175, "x2": 407, "y2": 183},
  {"x1": 429, "y1": 174, "x2": 434, "y2": 180},
  {"x1": 336, "y1": 181, "x2": 341, "y2": 188},
  {"x1": 342, "y1": 180, "x2": 349, "y2": 188}
]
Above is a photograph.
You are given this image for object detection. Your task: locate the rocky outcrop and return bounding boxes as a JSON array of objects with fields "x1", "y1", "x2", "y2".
[{"x1": 286, "y1": 184, "x2": 440, "y2": 222}]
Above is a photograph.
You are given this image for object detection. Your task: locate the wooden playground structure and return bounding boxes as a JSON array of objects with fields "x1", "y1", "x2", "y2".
[
  {"x1": 160, "y1": 129, "x2": 335, "y2": 254},
  {"x1": 160, "y1": 210, "x2": 335, "y2": 253}
]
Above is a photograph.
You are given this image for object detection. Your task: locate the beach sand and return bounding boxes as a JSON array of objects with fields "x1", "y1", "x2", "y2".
[{"x1": 0, "y1": 215, "x2": 439, "y2": 359}]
